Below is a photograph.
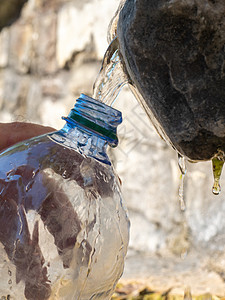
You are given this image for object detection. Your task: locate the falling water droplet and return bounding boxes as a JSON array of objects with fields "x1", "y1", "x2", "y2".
[
  {"x1": 184, "y1": 286, "x2": 192, "y2": 300},
  {"x1": 93, "y1": 36, "x2": 128, "y2": 106},
  {"x1": 178, "y1": 154, "x2": 187, "y2": 212},
  {"x1": 212, "y1": 157, "x2": 224, "y2": 195}
]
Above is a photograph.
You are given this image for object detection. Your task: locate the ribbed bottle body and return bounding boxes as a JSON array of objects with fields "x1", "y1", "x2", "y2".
[{"x1": 0, "y1": 131, "x2": 129, "y2": 300}]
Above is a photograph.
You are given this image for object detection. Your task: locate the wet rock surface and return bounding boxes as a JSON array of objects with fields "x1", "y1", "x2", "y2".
[{"x1": 117, "y1": 0, "x2": 225, "y2": 161}]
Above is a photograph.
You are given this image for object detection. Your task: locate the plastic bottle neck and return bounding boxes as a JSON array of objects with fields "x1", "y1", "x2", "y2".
[{"x1": 50, "y1": 94, "x2": 122, "y2": 165}]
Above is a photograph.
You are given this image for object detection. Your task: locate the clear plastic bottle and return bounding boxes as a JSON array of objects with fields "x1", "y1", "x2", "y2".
[{"x1": 0, "y1": 94, "x2": 130, "y2": 300}]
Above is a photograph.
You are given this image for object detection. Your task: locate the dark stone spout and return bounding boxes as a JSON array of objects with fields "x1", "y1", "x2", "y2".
[{"x1": 117, "y1": 0, "x2": 225, "y2": 161}]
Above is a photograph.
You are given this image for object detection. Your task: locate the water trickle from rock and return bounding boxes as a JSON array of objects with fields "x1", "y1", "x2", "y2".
[
  {"x1": 212, "y1": 157, "x2": 224, "y2": 195},
  {"x1": 93, "y1": 36, "x2": 128, "y2": 106},
  {"x1": 178, "y1": 154, "x2": 187, "y2": 212}
]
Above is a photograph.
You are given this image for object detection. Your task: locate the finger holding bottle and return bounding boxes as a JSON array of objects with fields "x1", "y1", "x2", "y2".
[{"x1": 0, "y1": 122, "x2": 55, "y2": 152}]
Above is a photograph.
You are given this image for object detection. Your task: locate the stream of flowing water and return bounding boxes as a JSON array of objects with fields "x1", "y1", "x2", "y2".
[
  {"x1": 92, "y1": 36, "x2": 188, "y2": 213},
  {"x1": 178, "y1": 154, "x2": 187, "y2": 212},
  {"x1": 93, "y1": 36, "x2": 128, "y2": 106},
  {"x1": 93, "y1": 36, "x2": 191, "y2": 212}
]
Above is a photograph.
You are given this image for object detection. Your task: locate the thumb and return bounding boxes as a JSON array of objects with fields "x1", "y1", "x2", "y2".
[{"x1": 0, "y1": 122, "x2": 55, "y2": 152}]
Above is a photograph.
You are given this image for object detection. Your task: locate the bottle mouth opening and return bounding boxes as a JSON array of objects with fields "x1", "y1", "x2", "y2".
[{"x1": 62, "y1": 94, "x2": 122, "y2": 147}]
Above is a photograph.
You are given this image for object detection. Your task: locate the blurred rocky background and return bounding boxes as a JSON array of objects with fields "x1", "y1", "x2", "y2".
[{"x1": 1, "y1": 0, "x2": 225, "y2": 297}]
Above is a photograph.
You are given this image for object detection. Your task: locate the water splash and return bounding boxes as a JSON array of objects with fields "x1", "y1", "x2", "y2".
[
  {"x1": 93, "y1": 36, "x2": 128, "y2": 106},
  {"x1": 178, "y1": 154, "x2": 187, "y2": 212},
  {"x1": 212, "y1": 156, "x2": 224, "y2": 195}
]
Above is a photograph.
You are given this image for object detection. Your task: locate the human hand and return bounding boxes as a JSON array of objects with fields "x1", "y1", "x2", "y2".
[{"x1": 0, "y1": 122, "x2": 55, "y2": 152}]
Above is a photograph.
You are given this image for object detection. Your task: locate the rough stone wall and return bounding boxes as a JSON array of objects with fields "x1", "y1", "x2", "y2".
[
  {"x1": 1, "y1": 0, "x2": 225, "y2": 295},
  {"x1": 0, "y1": 0, "x2": 120, "y2": 126}
]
